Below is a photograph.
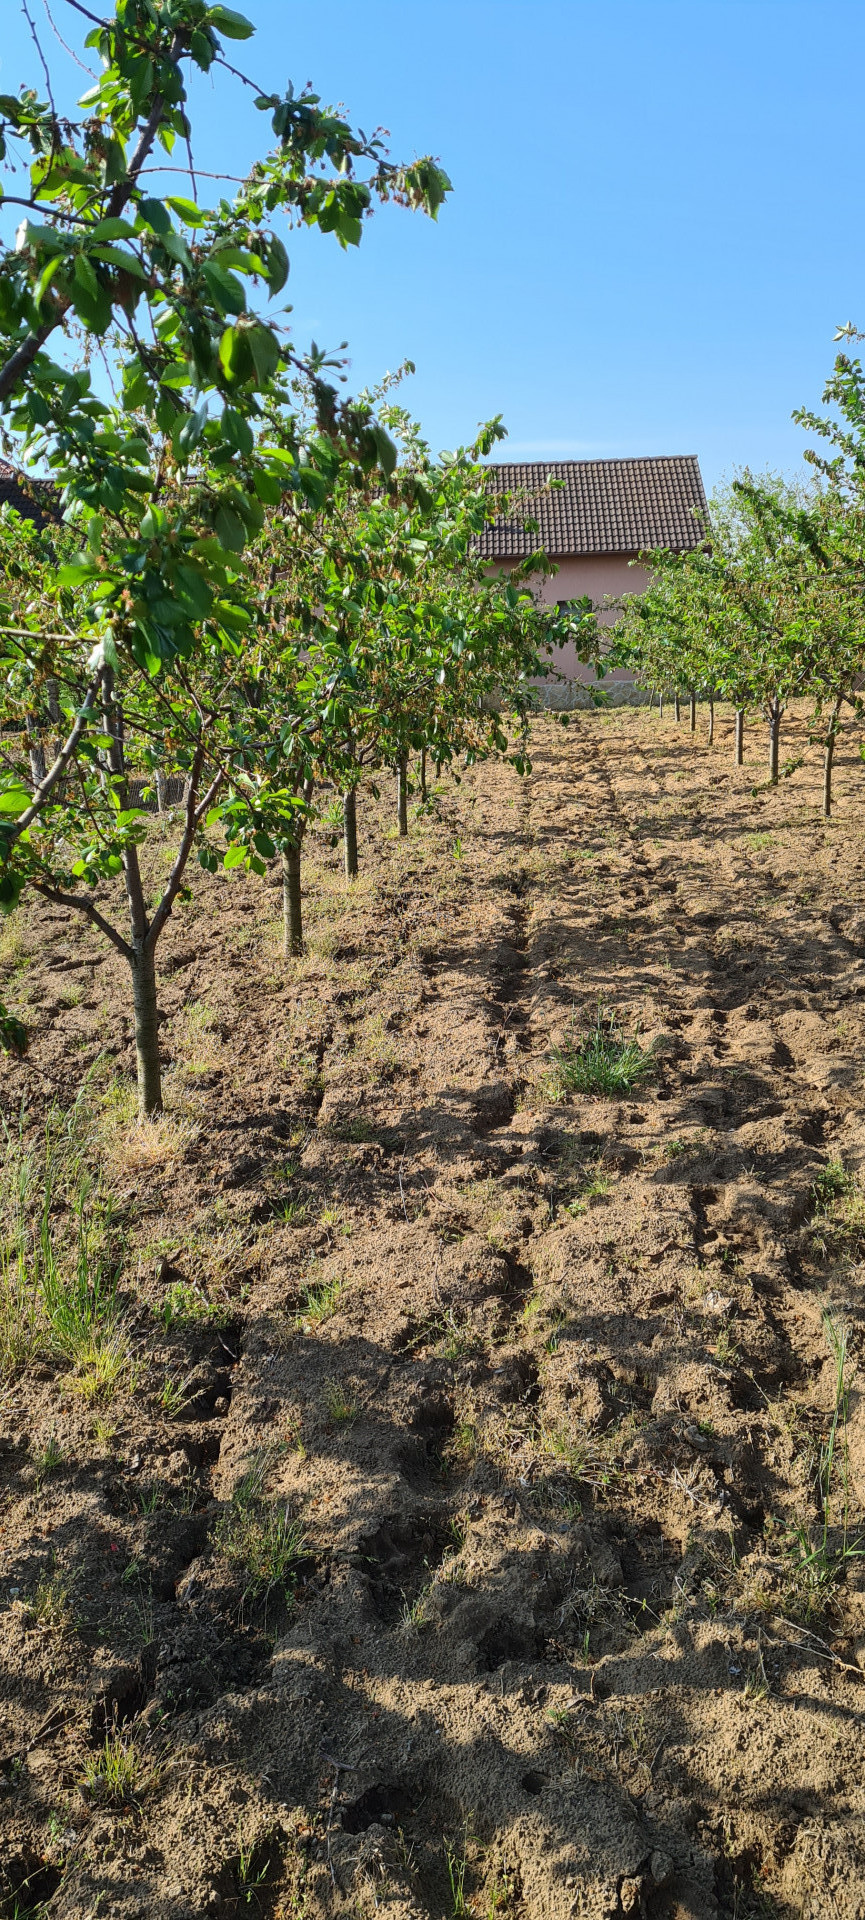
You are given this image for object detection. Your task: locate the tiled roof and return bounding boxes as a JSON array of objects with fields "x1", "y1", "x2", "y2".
[
  {"x1": 0, "y1": 459, "x2": 58, "y2": 528},
  {"x1": 478, "y1": 455, "x2": 708, "y2": 560}
]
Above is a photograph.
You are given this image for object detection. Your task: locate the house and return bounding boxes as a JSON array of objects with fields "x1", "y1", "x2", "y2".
[
  {"x1": 479, "y1": 453, "x2": 708, "y2": 705},
  {"x1": 0, "y1": 458, "x2": 58, "y2": 529}
]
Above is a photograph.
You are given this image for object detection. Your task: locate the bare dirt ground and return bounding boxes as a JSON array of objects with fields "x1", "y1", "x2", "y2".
[{"x1": 2, "y1": 703, "x2": 865, "y2": 1920}]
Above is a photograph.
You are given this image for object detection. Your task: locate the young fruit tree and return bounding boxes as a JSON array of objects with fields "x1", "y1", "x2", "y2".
[
  {"x1": 0, "y1": 0, "x2": 450, "y2": 1117},
  {"x1": 213, "y1": 402, "x2": 599, "y2": 949}
]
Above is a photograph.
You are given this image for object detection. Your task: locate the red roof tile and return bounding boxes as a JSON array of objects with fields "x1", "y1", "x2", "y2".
[{"x1": 479, "y1": 454, "x2": 708, "y2": 559}]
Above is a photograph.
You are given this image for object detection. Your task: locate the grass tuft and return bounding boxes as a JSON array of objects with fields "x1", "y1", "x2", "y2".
[{"x1": 544, "y1": 1007, "x2": 654, "y2": 1099}]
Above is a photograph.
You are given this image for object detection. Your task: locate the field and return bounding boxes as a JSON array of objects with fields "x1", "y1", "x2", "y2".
[{"x1": 2, "y1": 703, "x2": 865, "y2": 1920}]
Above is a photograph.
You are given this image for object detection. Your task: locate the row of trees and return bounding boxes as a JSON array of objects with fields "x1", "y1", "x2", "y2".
[
  {"x1": 613, "y1": 340, "x2": 865, "y2": 810},
  {"x1": 0, "y1": 1, "x2": 597, "y2": 1115}
]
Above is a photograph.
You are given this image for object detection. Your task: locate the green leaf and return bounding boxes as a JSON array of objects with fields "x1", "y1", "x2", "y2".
[
  {"x1": 253, "y1": 831, "x2": 276, "y2": 858},
  {"x1": 0, "y1": 787, "x2": 30, "y2": 815},
  {"x1": 248, "y1": 323, "x2": 280, "y2": 386},
  {"x1": 91, "y1": 217, "x2": 137, "y2": 240},
  {"x1": 137, "y1": 197, "x2": 171, "y2": 235},
  {"x1": 57, "y1": 562, "x2": 96, "y2": 587},
  {"x1": 33, "y1": 252, "x2": 64, "y2": 311},
  {"x1": 214, "y1": 503, "x2": 246, "y2": 553},
  {"x1": 221, "y1": 406, "x2": 254, "y2": 455},
  {"x1": 208, "y1": 6, "x2": 255, "y2": 38},
  {"x1": 166, "y1": 195, "x2": 208, "y2": 227},
  {"x1": 223, "y1": 844, "x2": 246, "y2": 868},
  {"x1": 161, "y1": 231, "x2": 193, "y2": 270},
  {"x1": 266, "y1": 235, "x2": 289, "y2": 295},
  {"x1": 202, "y1": 259, "x2": 246, "y2": 316},
  {"x1": 252, "y1": 469, "x2": 281, "y2": 504},
  {"x1": 74, "y1": 252, "x2": 99, "y2": 298}
]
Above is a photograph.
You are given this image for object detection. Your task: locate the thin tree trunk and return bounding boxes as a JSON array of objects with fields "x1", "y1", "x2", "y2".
[
  {"x1": 397, "y1": 754, "x2": 408, "y2": 837},
  {"x1": 103, "y1": 664, "x2": 162, "y2": 1117},
  {"x1": 674, "y1": 692, "x2": 681, "y2": 723},
  {"x1": 130, "y1": 940, "x2": 162, "y2": 1119},
  {"x1": 282, "y1": 842, "x2": 303, "y2": 955},
  {"x1": 343, "y1": 788, "x2": 358, "y2": 880},
  {"x1": 768, "y1": 698, "x2": 781, "y2": 784},
  {"x1": 707, "y1": 695, "x2": 714, "y2": 746},
  {"x1": 735, "y1": 709, "x2": 744, "y2": 766},
  {"x1": 823, "y1": 697, "x2": 843, "y2": 820},
  {"x1": 420, "y1": 748, "x2": 427, "y2": 799},
  {"x1": 689, "y1": 691, "x2": 697, "y2": 733},
  {"x1": 155, "y1": 767, "x2": 167, "y2": 813},
  {"x1": 659, "y1": 692, "x2": 664, "y2": 719},
  {"x1": 27, "y1": 718, "x2": 46, "y2": 786}
]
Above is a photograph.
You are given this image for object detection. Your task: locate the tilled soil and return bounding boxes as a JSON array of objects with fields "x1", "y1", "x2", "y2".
[{"x1": 2, "y1": 705, "x2": 865, "y2": 1920}]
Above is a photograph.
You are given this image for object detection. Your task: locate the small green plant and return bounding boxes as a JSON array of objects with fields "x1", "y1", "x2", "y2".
[
  {"x1": 81, "y1": 1734, "x2": 150, "y2": 1806},
  {"x1": 565, "y1": 1169, "x2": 611, "y2": 1216},
  {"x1": 217, "y1": 1455, "x2": 307, "y2": 1613},
  {"x1": 156, "y1": 1279, "x2": 226, "y2": 1329},
  {"x1": 272, "y1": 1197, "x2": 309, "y2": 1226},
  {"x1": 235, "y1": 1826, "x2": 270, "y2": 1908},
  {"x1": 452, "y1": 837, "x2": 464, "y2": 859},
  {"x1": 714, "y1": 1327, "x2": 740, "y2": 1368},
  {"x1": 444, "y1": 1835, "x2": 469, "y2": 1918},
  {"x1": 32, "y1": 1434, "x2": 63, "y2": 1487},
  {"x1": 485, "y1": 1869, "x2": 518, "y2": 1916},
  {"x1": 158, "y1": 1374, "x2": 190, "y2": 1417},
  {"x1": 401, "y1": 1587, "x2": 435, "y2": 1631},
  {"x1": 323, "y1": 1378, "x2": 358, "y2": 1426},
  {"x1": 296, "y1": 1275, "x2": 344, "y2": 1326},
  {"x1": 26, "y1": 1565, "x2": 72, "y2": 1630},
  {"x1": 545, "y1": 1008, "x2": 654, "y2": 1099},
  {"x1": 785, "y1": 1307, "x2": 863, "y2": 1606},
  {"x1": 811, "y1": 1159, "x2": 855, "y2": 1216}
]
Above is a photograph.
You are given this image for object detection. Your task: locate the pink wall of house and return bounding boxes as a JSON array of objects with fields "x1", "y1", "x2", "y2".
[{"x1": 492, "y1": 551, "x2": 650, "y2": 686}]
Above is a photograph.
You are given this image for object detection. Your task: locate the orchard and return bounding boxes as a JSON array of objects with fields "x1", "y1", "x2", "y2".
[{"x1": 2, "y1": 9, "x2": 865, "y2": 1920}]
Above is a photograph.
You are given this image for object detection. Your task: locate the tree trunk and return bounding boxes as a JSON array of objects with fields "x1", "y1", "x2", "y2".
[
  {"x1": 768, "y1": 698, "x2": 781, "y2": 784},
  {"x1": 735, "y1": 709, "x2": 744, "y2": 766},
  {"x1": 27, "y1": 718, "x2": 46, "y2": 786},
  {"x1": 130, "y1": 941, "x2": 162, "y2": 1119},
  {"x1": 420, "y1": 747, "x2": 427, "y2": 799},
  {"x1": 689, "y1": 691, "x2": 697, "y2": 733},
  {"x1": 343, "y1": 788, "x2": 358, "y2": 880},
  {"x1": 155, "y1": 767, "x2": 167, "y2": 813},
  {"x1": 823, "y1": 697, "x2": 843, "y2": 819},
  {"x1": 658, "y1": 692, "x2": 664, "y2": 719},
  {"x1": 397, "y1": 754, "x2": 409, "y2": 837},
  {"x1": 282, "y1": 842, "x2": 303, "y2": 955},
  {"x1": 674, "y1": 692, "x2": 681, "y2": 723},
  {"x1": 707, "y1": 695, "x2": 714, "y2": 746}
]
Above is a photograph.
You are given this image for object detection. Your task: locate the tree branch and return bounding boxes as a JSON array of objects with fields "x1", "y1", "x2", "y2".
[
  {"x1": 13, "y1": 665, "x2": 104, "y2": 837},
  {"x1": 0, "y1": 319, "x2": 61, "y2": 407},
  {"x1": 146, "y1": 746, "x2": 222, "y2": 949},
  {"x1": 31, "y1": 878, "x2": 131, "y2": 958}
]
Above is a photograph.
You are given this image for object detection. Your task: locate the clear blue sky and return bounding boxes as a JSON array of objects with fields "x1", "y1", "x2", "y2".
[{"x1": 3, "y1": 0, "x2": 864, "y2": 491}]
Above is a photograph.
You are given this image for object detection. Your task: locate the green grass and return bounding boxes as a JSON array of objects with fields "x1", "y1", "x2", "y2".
[
  {"x1": 155, "y1": 1278, "x2": 228, "y2": 1329},
  {"x1": 216, "y1": 1452, "x2": 307, "y2": 1613},
  {"x1": 544, "y1": 1008, "x2": 654, "y2": 1099},
  {"x1": 784, "y1": 1308, "x2": 863, "y2": 1611},
  {"x1": 811, "y1": 1159, "x2": 855, "y2": 1215},
  {"x1": 323, "y1": 1377, "x2": 358, "y2": 1425},
  {"x1": 296, "y1": 1274, "x2": 344, "y2": 1326},
  {"x1": 81, "y1": 1733, "x2": 152, "y2": 1805}
]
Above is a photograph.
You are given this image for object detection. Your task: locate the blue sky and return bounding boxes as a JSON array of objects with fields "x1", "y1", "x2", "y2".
[{"x1": 3, "y1": 0, "x2": 864, "y2": 491}]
